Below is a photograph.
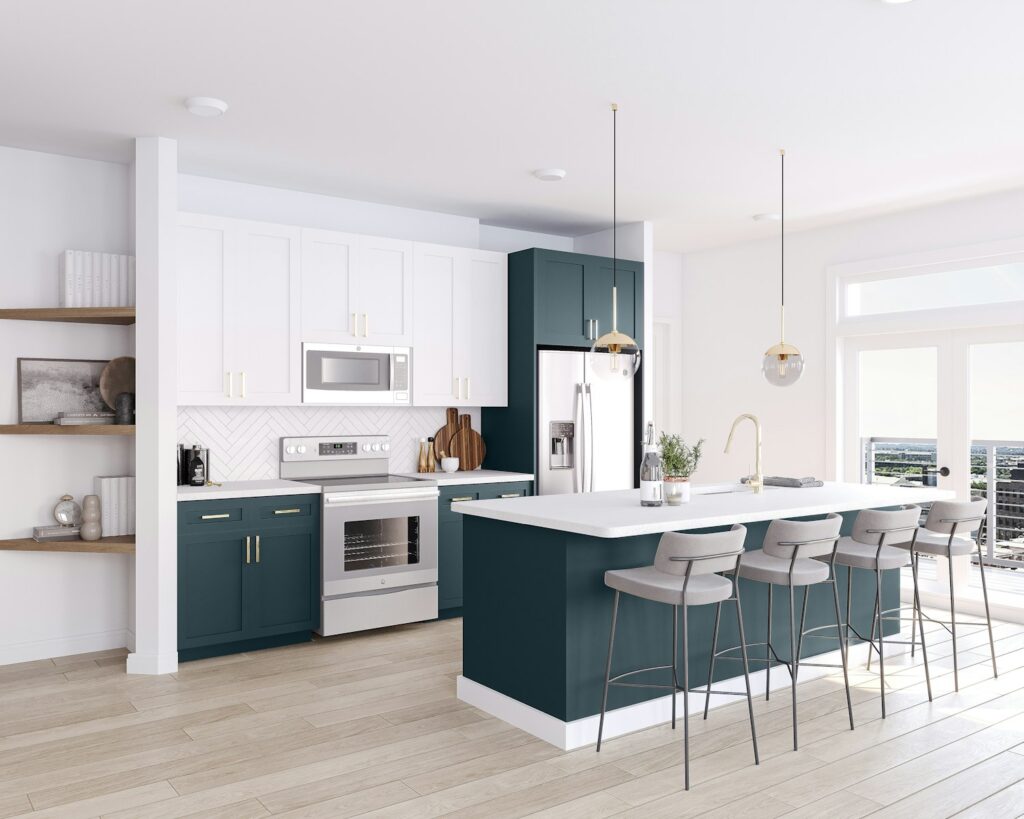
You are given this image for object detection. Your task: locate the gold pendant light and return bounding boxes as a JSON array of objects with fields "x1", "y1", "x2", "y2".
[
  {"x1": 762, "y1": 148, "x2": 804, "y2": 386},
  {"x1": 590, "y1": 103, "x2": 641, "y2": 381}
]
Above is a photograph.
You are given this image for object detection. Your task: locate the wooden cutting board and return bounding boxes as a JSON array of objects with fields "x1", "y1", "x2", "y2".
[
  {"x1": 449, "y1": 414, "x2": 486, "y2": 471},
  {"x1": 432, "y1": 407, "x2": 460, "y2": 460}
]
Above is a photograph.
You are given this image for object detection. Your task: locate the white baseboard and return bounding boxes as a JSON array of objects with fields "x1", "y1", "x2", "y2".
[
  {"x1": 126, "y1": 650, "x2": 179, "y2": 675},
  {"x1": 0, "y1": 629, "x2": 131, "y2": 667},
  {"x1": 458, "y1": 635, "x2": 899, "y2": 751}
]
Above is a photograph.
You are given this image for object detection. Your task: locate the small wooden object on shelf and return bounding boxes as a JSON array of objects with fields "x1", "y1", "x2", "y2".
[
  {"x1": 0, "y1": 307, "x2": 135, "y2": 325},
  {"x1": 0, "y1": 424, "x2": 135, "y2": 435},
  {"x1": 0, "y1": 535, "x2": 135, "y2": 554}
]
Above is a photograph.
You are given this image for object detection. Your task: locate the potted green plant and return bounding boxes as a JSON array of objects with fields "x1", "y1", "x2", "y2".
[{"x1": 659, "y1": 433, "x2": 704, "y2": 505}]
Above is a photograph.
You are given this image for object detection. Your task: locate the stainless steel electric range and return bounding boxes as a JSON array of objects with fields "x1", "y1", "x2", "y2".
[{"x1": 280, "y1": 435, "x2": 439, "y2": 636}]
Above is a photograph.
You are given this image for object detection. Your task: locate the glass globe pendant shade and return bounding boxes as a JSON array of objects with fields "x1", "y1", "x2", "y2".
[
  {"x1": 589, "y1": 331, "x2": 642, "y2": 381},
  {"x1": 761, "y1": 341, "x2": 804, "y2": 386}
]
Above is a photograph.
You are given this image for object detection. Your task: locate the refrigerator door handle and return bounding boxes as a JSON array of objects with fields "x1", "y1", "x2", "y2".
[
  {"x1": 584, "y1": 383, "x2": 595, "y2": 492},
  {"x1": 572, "y1": 383, "x2": 583, "y2": 494}
]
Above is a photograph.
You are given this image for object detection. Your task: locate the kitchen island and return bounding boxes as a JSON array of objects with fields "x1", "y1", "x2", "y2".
[{"x1": 453, "y1": 481, "x2": 952, "y2": 749}]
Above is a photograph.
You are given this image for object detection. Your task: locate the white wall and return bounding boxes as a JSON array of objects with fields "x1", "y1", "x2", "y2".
[
  {"x1": 0, "y1": 146, "x2": 133, "y2": 664},
  {"x1": 678, "y1": 187, "x2": 1024, "y2": 484},
  {"x1": 478, "y1": 224, "x2": 574, "y2": 253},
  {"x1": 652, "y1": 250, "x2": 684, "y2": 436}
]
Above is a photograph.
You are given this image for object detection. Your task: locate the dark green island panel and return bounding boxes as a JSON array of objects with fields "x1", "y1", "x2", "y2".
[
  {"x1": 482, "y1": 248, "x2": 644, "y2": 476},
  {"x1": 438, "y1": 481, "x2": 534, "y2": 614},
  {"x1": 462, "y1": 511, "x2": 898, "y2": 723},
  {"x1": 178, "y1": 493, "x2": 320, "y2": 661}
]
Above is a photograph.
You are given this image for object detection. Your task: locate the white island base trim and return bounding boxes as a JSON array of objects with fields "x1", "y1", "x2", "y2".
[{"x1": 458, "y1": 634, "x2": 906, "y2": 751}]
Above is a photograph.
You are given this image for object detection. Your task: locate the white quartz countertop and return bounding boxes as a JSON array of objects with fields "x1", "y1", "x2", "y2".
[
  {"x1": 453, "y1": 481, "x2": 955, "y2": 538},
  {"x1": 395, "y1": 470, "x2": 534, "y2": 487},
  {"x1": 177, "y1": 480, "x2": 321, "y2": 502}
]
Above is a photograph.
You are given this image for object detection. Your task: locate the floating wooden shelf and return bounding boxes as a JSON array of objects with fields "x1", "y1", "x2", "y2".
[
  {"x1": 0, "y1": 535, "x2": 135, "y2": 554},
  {"x1": 0, "y1": 424, "x2": 135, "y2": 436},
  {"x1": 0, "y1": 307, "x2": 135, "y2": 325}
]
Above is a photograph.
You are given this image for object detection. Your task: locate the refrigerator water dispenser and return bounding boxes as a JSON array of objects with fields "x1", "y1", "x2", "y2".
[{"x1": 549, "y1": 421, "x2": 575, "y2": 470}]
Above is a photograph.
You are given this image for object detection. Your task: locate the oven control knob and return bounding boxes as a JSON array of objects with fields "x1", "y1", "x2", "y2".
[
  {"x1": 362, "y1": 443, "x2": 372, "y2": 452},
  {"x1": 285, "y1": 445, "x2": 296, "y2": 455},
  {"x1": 296, "y1": 445, "x2": 307, "y2": 454},
  {"x1": 371, "y1": 443, "x2": 381, "y2": 452},
  {"x1": 381, "y1": 442, "x2": 390, "y2": 452}
]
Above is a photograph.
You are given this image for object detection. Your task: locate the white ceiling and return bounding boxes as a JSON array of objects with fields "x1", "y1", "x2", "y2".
[{"x1": 2, "y1": 0, "x2": 1023, "y2": 252}]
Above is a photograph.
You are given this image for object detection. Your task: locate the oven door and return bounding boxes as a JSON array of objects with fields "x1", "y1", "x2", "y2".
[
  {"x1": 321, "y1": 486, "x2": 438, "y2": 598},
  {"x1": 303, "y1": 343, "x2": 409, "y2": 405}
]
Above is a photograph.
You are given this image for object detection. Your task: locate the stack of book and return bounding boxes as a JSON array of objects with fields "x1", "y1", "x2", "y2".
[
  {"x1": 94, "y1": 476, "x2": 136, "y2": 537},
  {"x1": 59, "y1": 250, "x2": 136, "y2": 307},
  {"x1": 55, "y1": 411, "x2": 115, "y2": 426}
]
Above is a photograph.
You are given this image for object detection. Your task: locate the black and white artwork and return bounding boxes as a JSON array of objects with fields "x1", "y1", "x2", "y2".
[{"x1": 17, "y1": 358, "x2": 108, "y2": 423}]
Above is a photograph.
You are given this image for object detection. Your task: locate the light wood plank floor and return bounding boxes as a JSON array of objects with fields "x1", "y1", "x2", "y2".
[{"x1": 1, "y1": 611, "x2": 1022, "y2": 818}]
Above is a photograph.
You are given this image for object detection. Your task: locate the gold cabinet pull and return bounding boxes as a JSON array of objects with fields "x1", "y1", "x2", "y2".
[
  {"x1": 499, "y1": 493, "x2": 521, "y2": 499},
  {"x1": 255, "y1": 535, "x2": 261, "y2": 563},
  {"x1": 201, "y1": 513, "x2": 230, "y2": 520},
  {"x1": 274, "y1": 508, "x2": 301, "y2": 515},
  {"x1": 245, "y1": 536, "x2": 251, "y2": 564},
  {"x1": 450, "y1": 496, "x2": 474, "y2": 503},
  {"x1": 362, "y1": 312, "x2": 369, "y2": 337},
  {"x1": 225, "y1": 371, "x2": 232, "y2": 398},
  {"x1": 240, "y1": 371, "x2": 246, "y2": 399}
]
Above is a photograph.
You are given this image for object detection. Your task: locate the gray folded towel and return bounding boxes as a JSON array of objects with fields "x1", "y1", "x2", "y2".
[{"x1": 742, "y1": 476, "x2": 823, "y2": 488}]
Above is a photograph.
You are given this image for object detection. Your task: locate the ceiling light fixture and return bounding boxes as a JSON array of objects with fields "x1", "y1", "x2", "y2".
[
  {"x1": 752, "y1": 212, "x2": 781, "y2": 222},
  {"x1": 533, "y1": 168, "x2": 567, "y2": 182},
  {"x1": 185, "y1": 96, "x2": 229, "y2": 117},
  {"x1": 761, "y1": 149, "x2": 804, "y2": 387},
  {"x1": 589, "y1": 103, "x2": 641, "y2": 382}
]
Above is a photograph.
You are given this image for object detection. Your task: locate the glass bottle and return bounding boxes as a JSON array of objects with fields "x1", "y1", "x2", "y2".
[{"x1": 639, "y1": 423, "x2": 663, "y2": 507}]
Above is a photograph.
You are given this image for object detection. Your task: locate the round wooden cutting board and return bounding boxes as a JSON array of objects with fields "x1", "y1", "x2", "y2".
[
  {"x1": 432, "y1": 407, "x2": 460, "y2": 460},
  {"x1": 449, "y1": 414, "x2": 486, "y2": 471}
]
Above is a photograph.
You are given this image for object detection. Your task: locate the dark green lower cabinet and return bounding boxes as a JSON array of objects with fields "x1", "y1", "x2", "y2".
[
  {"x1": 178, "y1": 494, "x2": 320, "y2": 661},
  {"x1": 437, "y1": 481, "x2": 533, "y2": 613}
]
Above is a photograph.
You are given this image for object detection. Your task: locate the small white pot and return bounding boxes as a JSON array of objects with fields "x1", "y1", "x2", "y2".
[
  {"x1": 663, "y1": 477, "x2": 691, "y2": 505},
  {"x1": 441, "y1": 457, "x2": 460, "y2": 473}
]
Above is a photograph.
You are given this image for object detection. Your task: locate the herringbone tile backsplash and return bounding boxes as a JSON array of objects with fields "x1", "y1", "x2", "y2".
[{"x1": 177, "y1": 406, "x2": 481, "y2": 481}]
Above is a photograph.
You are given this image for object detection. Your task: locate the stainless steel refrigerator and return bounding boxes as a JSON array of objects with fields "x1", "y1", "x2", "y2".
[{"x1": 537, "y1": 350, "x2": 635, "y2": 495}]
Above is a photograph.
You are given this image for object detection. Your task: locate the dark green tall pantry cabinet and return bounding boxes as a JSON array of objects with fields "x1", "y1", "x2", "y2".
[
  {"x1": 482, "y1": 248, "x2": 644, "y2": 476},
  {"x1": 177, "y1": 493, "x2": 320, "y2": 660}
]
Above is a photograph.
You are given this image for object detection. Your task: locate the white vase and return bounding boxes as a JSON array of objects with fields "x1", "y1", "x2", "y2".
[
  {"x1": 81, "y1": 494, "x2": 101, "y2": 541},
  {"x1": 664, "y1": 477, "x2": 691, "y2": 505}
]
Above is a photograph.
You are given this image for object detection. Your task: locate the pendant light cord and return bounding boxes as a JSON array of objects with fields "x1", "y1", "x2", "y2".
[
  {"x1": 612, "y1": 103, "x2": 617, "y2": 282},
  {"x1": 780, "y1": 148, "x2": 785, "y2": 310}
]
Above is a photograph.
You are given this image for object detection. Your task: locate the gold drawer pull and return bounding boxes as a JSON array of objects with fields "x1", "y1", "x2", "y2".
[
  {"x1": 274, "y1": 508, "x2": 302, "y2": 515},
  {"x1": 255, "y1": 535, "x2": 261, "y2": 563},
  {"x1": 499, "y1": 493, "x2": 521, "y2": 498},
  {"x1": 245, "y1": 536, "x2": 251, "y2": 564},
  {"x1": 201, "y1": 513, "x2": 231, "y2": 520},
  {"x1": 450, "y1": 496, "x2": 474, "y2": 503}
]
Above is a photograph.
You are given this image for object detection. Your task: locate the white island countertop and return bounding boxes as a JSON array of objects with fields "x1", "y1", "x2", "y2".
[
  {"x1": 453, "y1": 481, "x2": 955, "y2": 538},
  {"x1": 177, "y1": 480, "x2": 320, "y2": 502},
  {"x1": 395, "y1": 470, "x2": 534, "y2": 487}
]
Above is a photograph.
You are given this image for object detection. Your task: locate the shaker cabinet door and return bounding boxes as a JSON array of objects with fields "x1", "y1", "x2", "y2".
[
  {"x1": 177, "y1": 216, "x2": 232, "y2": 404},
  {"x1": 300, "y1": 228, "x2": 360, "y2": 343},
  {"x1": 461, "y1": 249, "x2": 507, "y2": 407},
  {"x1": 354, "y1": 236, "x2": 414, "y2": 345},
  {"x1": 246, "y1": 528, "x2": 318, "y2": 638},
  {"x1": 178, "y1": 533, "x2": 248, "y2": 649},
  {"x1": 535, "y1": 255, "x2": 587, "y2": 347},
  {"x1": 412, "y1": 244, "x2": 459, "y2": 406}
]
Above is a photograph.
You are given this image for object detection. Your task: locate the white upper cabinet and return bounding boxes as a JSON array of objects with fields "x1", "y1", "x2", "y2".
[
  {"x1": 300, "y1": 230, "x2": 413, "y2": 345},
  {"x1": 177, "y1": 213, "x2": 300, "y2": 406},
  {"x1": 413, "y1": 244, "x2": 507, "y2": 407}
]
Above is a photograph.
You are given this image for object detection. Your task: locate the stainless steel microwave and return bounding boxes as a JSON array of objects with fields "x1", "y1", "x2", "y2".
[{"x1": 302, "y1": 343, "x2": 411, "y2": 405}]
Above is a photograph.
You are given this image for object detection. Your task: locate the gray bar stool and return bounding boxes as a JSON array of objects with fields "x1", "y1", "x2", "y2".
[
  {"x1": 892, "y1": 498, "x2": 996, "y2": 692},
  {"x1": 597, "y1": 524, "x2": 758, "y2": 791},
  {"x1": 710, "y1": 513, "x2": 851, "y2": 751},
  {"x1": 823, "y1": 505, "x2": 928, "y2": 718}
]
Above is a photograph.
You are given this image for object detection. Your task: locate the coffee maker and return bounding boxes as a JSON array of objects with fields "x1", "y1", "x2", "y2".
[{"x1": 177, "y1": 444, "x2": 211, "y2": 486}]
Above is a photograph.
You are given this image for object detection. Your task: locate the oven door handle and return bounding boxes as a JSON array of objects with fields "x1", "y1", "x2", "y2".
[{"x1": 324, "y1": 488, "x2": 440, "y2": 506}]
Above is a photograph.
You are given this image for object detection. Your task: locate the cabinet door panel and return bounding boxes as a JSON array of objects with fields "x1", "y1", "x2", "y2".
[
  {"x1": 536, "y1": 258, "x2": 586, "y2": 347},
  {"x1": 464, "y1": 250, "x2": 507, "y2": 407},
  {"x1": 233, "y1": 224, "x2": 301, "y2": 404},
  {"x1": 300, "y1": 229, "x2": 359, "y2": 342},
  {"x1": 177, "y1": 217, "x2": 230, "y2": 404},
  {"x1": 248, "y1": 529, "x2": 317, "y2": 637},
  {"x1": 412, "y1": 244, "x2": 458, "y2": 406},
  {"x1": 584, "y1": 263, "x2": 615, "y2": 345},
  {"x1": 438, "y1": 520, "x2": 463, "y2": 610},
  {"x1": 356, "y1": 237, "x2": 413, "y2": 344},
  {"x1": 178, "y1": 534, "x2": 247, "y2": 648}
]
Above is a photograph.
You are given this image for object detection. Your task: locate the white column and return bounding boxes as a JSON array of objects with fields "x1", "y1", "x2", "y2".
[{"x1": 128, "y1": 137, "x2": 178, "y2": 675}]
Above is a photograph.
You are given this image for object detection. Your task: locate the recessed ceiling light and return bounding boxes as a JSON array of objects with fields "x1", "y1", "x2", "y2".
[
  {"x1": 185, "y1": 96, "x2": 229, "y2": 117},
  {"x1": 533, "y1": 168, "x2": 566, "y2": 182},
  {"x1": 753, "y1": 212, "x2": 781, "y2": 222}
]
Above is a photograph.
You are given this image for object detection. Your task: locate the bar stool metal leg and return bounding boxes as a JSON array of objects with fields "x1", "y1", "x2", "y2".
[
  {"x1": 917, "y1": 548, "x2": 933, "y2": 700},
  {"x1": 977, "y1": 541, "x2": 999, "y2": 680},
  {"x1": 682, "y1": 600, "x2": 691, "y2": 790},
  {"x1": 596, "y1": 590, "x2": 620, "y2": 752},
  {"x1": 766, "y1": 584, "x2": 773, "y2": 700},
  {"x1": 671, "y1": 605, "x2": 679, "y2": 729},
  {"x1": 735, "y1": 581, "x2": 760, "y2": 764},
  {"x1": 830, "y1": 564, "x2": 855, "y2": 730},
  {"x1": 703, "y1": 601, "x2": 723, "y2": 720},
  {"x1": 947, "y1": 553, "x2": 959, "y2": 691},
  {"x1": 788, "y1": 578, "x2": 799, "y2": 750},
  {"x1": 874, "y1": 569, "x2": 886, "y2": 718}
]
